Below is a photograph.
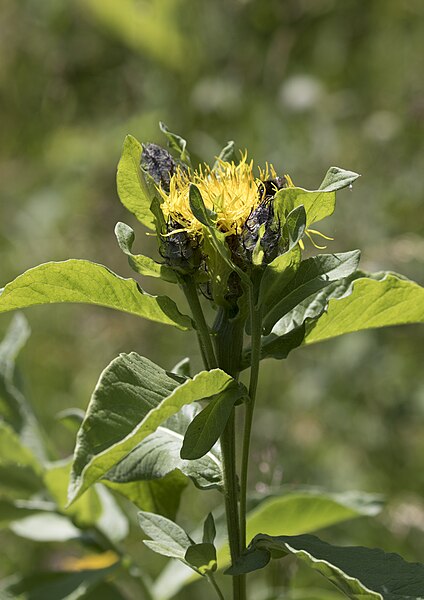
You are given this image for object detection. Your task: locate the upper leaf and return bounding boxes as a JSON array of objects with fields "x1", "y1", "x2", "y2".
[
  {"x1": 159, "y1": 122, "x2": 191, "y2": 166},
  {"x1": 117, "y1": 134, "x2": 156, "y2": 229},
  {"x1": 0, "y1": 260, "x2": 191, "y2": 330},
  {"x1": 318, "y1": 166, "x2": 360, "y2": 192},
  {"x1": 272, "y1": 167, "x2": 359, "y2": 230},
  {"x1": 68, "y1": 354, "x2": 235, "y2": 504},
  {"x1": 228, "y1": 533, "x2": 424, "y2": 600},
  {"x1": 305, "y1": 273, "x2": 424, "y2": 345},
  {"x1": 262, "y1": 251, "x2": 361, "y2": 334}
]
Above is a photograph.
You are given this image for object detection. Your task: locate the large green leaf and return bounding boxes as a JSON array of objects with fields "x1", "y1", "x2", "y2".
[
  {"x1": 262, "y1": 251, "x2": 361, "y2": 334},
  {"x1": 228, "y1": 533, "x2": 424, "y2": 600},
  {"x1": 105, "y1": 404, "x2": 223, "y2": 491},
  {"x1": 305, "y1": 274, "x2": 424, "y2": 345},
  {"x1": 153, "y1": 489, "x2": 382, "y2": 600},
  {"x1": 114, "y1": 221, "x2": 178, "y2": 283},
  {"x1": 116, "y1": 134, "x2": 155, "y2": 229},
  {"x1": 69, "y1": 354, "x2": 235, "y2": 504},
  {"x1": 181, "y1": 381, "x2": 247, "y2": 459},
  {"x1": 0, "y1": 260, "x2": 191, "y2": 330}
]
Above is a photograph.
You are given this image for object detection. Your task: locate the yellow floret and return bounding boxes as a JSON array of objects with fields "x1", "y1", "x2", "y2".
[{"x1": 158, "y1": 154, "x2": 270, "y2": 237}]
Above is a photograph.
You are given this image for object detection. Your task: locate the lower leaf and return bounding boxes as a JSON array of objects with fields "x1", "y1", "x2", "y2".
[{"x1": 227, "y1": 533, "x2": 424, "y2": 600}]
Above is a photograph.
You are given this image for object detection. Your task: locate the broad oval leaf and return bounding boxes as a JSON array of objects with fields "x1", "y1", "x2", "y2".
[
  {"x1": 305, "y1": 273, "x2": 424, "y2": 345},
  {"x1": 69, "y1": 354, "x2": 235, "y2": 504},
  {"x1": 0, "y1": 260, "x2": 191, "y2": 330},
  {"x1": 262, "y1": 251, "x2": 361, "y2": 334},
  {"x1": 153, "y1": 489, "x2": 382, "y2": 599},
  {"x1": 228, "y1": 533, "x2": 424, "y2": 600},
  {"x1": 117, "y1": 134, "x2": 155, "y2": 229}
]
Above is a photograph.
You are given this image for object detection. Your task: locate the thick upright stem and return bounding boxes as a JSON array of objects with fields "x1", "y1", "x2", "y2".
[
  {"x1": 181, "y1": 277, "x2": 218, "y2": 369},
  {"x1": 240, "y1": 285, "x2": 262, "y2": 553},
  {"x1": 182, "y1": 283, "x2": 245, "y2": 599},
  {"x1": 214, "y1": 306, "x2": 246, "y2": 600}
]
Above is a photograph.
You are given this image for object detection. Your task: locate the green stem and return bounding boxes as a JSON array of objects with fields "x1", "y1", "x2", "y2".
[
  {"x1": 207, "y1": 573, "x2": 226, "y2": 600},
  {"x1": 214, "y1": 307, "x2": 246, "y2": 600},
  {"x1": 181, "y1": 282, "x2": 243, "y2": 599},
  {"x1": 240, "y1": 285, "x2": 262, "y2": 553},
  {"x1": 181, "y1": 277, "x2": 218, "y2": 369}
]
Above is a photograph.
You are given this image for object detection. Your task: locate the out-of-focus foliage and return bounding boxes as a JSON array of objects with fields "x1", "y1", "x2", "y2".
[{"x1": 0, "y1": 0, "x2": 423, "y2": 597}]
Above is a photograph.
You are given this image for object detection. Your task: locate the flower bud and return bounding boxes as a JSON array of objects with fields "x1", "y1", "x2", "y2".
[{"x1": 141, "y1": 143, "x2": 177, "y2": 192}]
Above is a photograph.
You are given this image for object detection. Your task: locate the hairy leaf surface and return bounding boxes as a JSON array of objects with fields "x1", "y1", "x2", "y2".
[{"x1": 69, "y1": 355, "x2": 234, "y2": 503}]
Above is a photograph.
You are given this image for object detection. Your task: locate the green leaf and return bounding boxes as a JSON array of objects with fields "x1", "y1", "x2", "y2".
[
  {"x1": 44, "y1": 460, "x2": 102, "y2": 528},
  {"x1": 138, "y1": 510, "x2": 192, "y2": 560},
  {"x1": 104, "y1": 470, "x2": 188, "y2": 520},
  {"x1": 0, "y1": 260, "x2": 191, "y2": 330},
  {"x1": 69, "y1": 354, "x2": 235, "y2": 504},
  {"x1": 228, "y1": 533, "x2": 424, "y2": 600},
  {"x1": 281, "y1": 205, "x2": 307, "y2": 252},
  {"x1": 262, "y1": 251, "x2": 361, "y2": 334},
  {"x1": 181, "y1": 381, "x2": 247, "y2": 459},
  {"x1": 3, "y1": 564, "x2": 120, "y2": 600},
  {"x1": 116, "y1": 134, "x2": 155, "y2": 229},
  {"x1": 273, "y1": 168, "x2": 358, "y2": 230},
  {"x1": 153, "y1": 489, "x2": 382, "y2": 599},
  {"x1": 213, "y1": 140, "x2": 235, "y2": 168},
  {"x1": 0, "y1": 498, "x2": 55, "y2": 528},
  {"x1": 159, "y1": 122, "x2": 191, "y2": 165},
  {"x1": 10, "y1": 513, "x2": 81, "y2": 542},
  {"x1": 105, "y1": 404, "x2": 223, "y2": 491},
  {"x1": 0, "y1": 314, "x2": 46, "y2": 459},
  {"x1": 305, "y1": 273, "x2": 424, "y2": 345},
  {"x1": 318, "y1": 166, "x2": 360, "y2": 192},
  {"x1": 185, "y1": 543, "x2": 217, "y2": 575},
  {"x1": 171, "y1": 357, "x2": 191, "y2": 378},
  {"x1": 270, "y1": 271, "x2": 365, "y2": 339},
  {"x1": 0, "y1": 420, "x2": 44, "y2": 499},
  {"x1": 258, "y1": 246, "x2": 301, "y2": 317},
  {"x1": 203, "y1": 513, "x2": 216, "y2": 545},
  {"x1": 114, "y1": 222, "x2": 178, "y2": 283},
  {"x1": 241, "y1": 325, "x2": 305, "y2": 368}
]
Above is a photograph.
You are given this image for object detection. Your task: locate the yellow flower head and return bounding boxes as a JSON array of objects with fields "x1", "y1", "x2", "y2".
[{"x1": 158, "y1": 154, "x2": 281, "y2": 237}]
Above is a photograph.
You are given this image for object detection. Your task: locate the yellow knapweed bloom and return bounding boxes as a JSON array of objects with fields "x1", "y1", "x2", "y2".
[{"x1": 158, "y1": 155, "x2": 285, "y2": 237}]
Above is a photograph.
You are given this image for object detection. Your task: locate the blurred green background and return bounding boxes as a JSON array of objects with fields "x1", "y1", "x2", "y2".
[{"x1": 1, "y1": 0, "x2": 423, "y2": 597}]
